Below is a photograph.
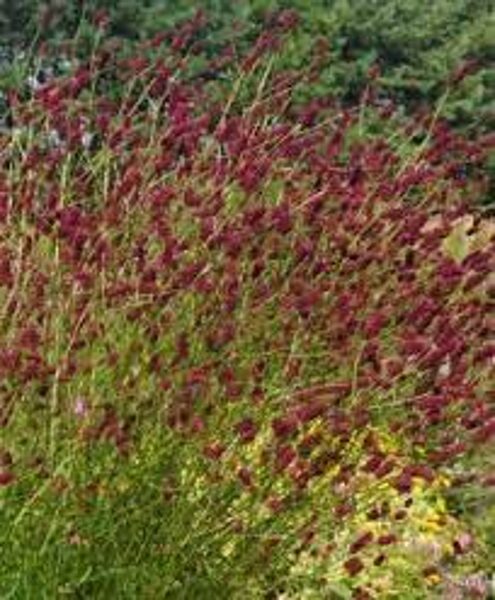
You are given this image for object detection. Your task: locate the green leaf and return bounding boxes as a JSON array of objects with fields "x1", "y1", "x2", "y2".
[
  {"x1": 441, "y1": 218, "x2": 472, "y2": 263},
  {"x1": 327, "y1": 582, "x2": 353, "y2": 599}
]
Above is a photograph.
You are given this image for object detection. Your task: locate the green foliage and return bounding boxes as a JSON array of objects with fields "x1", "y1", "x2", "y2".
[{"x1": 0, "y1": 0, "x2": 493, "y2": 133}]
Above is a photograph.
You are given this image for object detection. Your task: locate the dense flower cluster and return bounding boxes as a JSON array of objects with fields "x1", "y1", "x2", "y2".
[{"x1": 0, "y1": 10, "x2": 493, "y2": 598}]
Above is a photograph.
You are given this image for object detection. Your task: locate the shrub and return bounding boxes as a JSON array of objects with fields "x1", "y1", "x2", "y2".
[
  {"x1": 0, "y1": 11, "x2": 494, "y2": 598},
  {"x1": 1, "y1": 1, "x2": 493, "y2": 134}
]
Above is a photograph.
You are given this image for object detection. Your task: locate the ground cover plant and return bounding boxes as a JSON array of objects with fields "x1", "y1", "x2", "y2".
[{"x1": 0, "y1": 8, "x2": 494, "y2": 599}]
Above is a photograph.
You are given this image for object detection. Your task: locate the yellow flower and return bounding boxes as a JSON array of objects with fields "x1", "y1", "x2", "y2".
[
  {"x1": 423, "y1": 518, "x2": 442, "y2": 534},
  {"x1": 426, "y1": 573, "x2": 441, "y2": 586}
]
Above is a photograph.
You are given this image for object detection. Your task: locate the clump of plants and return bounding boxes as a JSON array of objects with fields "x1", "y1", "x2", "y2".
[{"x1": 0, "y1": 10, "x2": 494, "y2": 599}]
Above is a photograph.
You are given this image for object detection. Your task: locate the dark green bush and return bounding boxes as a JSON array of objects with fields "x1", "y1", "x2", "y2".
[{"x1": 1, "y1": 1, "x2": 493, "y2": 129}]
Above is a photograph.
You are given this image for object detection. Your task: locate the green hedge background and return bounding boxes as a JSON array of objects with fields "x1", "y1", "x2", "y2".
[{"x1": 1, "y1": 0, "x2": 493, "y2": 131}]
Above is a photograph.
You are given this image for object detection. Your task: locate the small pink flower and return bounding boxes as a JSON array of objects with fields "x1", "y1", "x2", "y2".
[
  {"x1": 74, "y1": 397, "x2": 88, "y2": 417},
  {"x1": 453, "y1": 532, "x2": 474, "y2": 555},
  {"x1": 461, "y1": 574, "x2": 490, "y2": 598}
]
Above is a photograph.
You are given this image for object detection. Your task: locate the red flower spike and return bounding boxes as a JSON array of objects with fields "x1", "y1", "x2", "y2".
[
  {"x1": 473, "y1": 418, "x2": 495, "y2": 444},
  {"x1": 266, "y1": 495, "x2": 285, "y2": 514},
  {"x1": 363, "y1": 454, "x2": 384, "y2": 473},
  {"x1": 482, "y1": 474, "x2": 495, "y2": 487},
  {"x1": 334, "y1": 501, "x2": 354, "y2": 518},
  {"x1": 275, "y1": 444, "x2": 297, "y2": 472},
  {"x1": 272, "y1": 414, "x2": 298, "y2": 439},
  {"x1": 237, "y1": 467, "x2": 254, "y2": 489},
  {"x1": 190, "y1": 415, "x2": 205, "y2": 434},
  {"x1": 374, "y1": 554, "x2": 386, "y2": 567},
  {"x1": 293, "y1": 400, "x2": 326, "y2": 424},
  {"x1": 350, "y1": 532, "x2": 374, "y2": 554},
  {"x1": 235, "y1": 418, "x2": 258, "y2": 443},
  {"x1": 374, "y1": 459, "x2": 396, "y2": 478},
  {"x1": 394, "y1": 472, "x2": 413, "y2": 494},
  {"x1": 344, "y1": 556, "x2": 364, "y2": 577},
  {"x1": 377, "y1": 534, "x2": 398, "y2": 546},
  {"x1": 366, "y1": 507, "x2": 381, "y2": 520},
  {"x1": 203, "y1": 442, "x2": 225, "y2": 461},
  {"x1": 0, "y1": 470, "x2": 15, "y2": 486},
  {"x1": 353, "y1": 587, "x2": 374, "y2": 600}
]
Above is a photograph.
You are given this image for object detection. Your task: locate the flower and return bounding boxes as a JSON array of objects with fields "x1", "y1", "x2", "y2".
[
  {"x1": 344, "y1": 556, "x2": 364, "y2": 576},
  {"x1": 235, "y1": 418, "x2": 257, "y2": 443},
  {"x1": 0, "y1": 470, "x2": 15, "y2": 486},
  {"x1": 74, "y1": 397, "x2": 88, "y2": 417},
  {"x1": 350, "y1": 532, "x2": 374, "y2": 554}
]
